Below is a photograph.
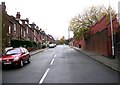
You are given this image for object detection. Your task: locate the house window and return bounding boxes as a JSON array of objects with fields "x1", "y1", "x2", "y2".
[
  {"x1": 9, "y1": 26, "x2": 11, "y2": 34},
  {"x1": 19, "y1": 20, "x2": 22, "y2": 24},
  {"x1": 14, "y1": 24, "x2": 16, "y2": 31},
  {"x1": 25, "y1": 21, "x2": 27, "y2": 24},
  {"x1": 34, "y1": 30, "x2": 36, "y2": 36},
  {"x1": 24, "y1": 31, "x2": 26, "y2": 37},
  {"x1": 21, "y1": 28, "x2": 22, "y2": 35},
  {"x1": 27, "y1": 27, "x2": 28, "y2": 34}
]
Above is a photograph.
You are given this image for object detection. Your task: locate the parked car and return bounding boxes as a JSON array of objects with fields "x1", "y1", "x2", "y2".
[
  {"x1": 54, "y1": 44, "x2": 57, "y2": 47},
  {"x1": 49, "y1": 44, "x2": 56, "y2": 48},
  {"x1": 2, "y1": 47, "x2": 31, "y2": 67},
  {"x1": 41, "y1": 43, "x2": 47, "y2": 48},
  {"x1": 4, "y1": 47, "x2": 13, "y2": 53}
]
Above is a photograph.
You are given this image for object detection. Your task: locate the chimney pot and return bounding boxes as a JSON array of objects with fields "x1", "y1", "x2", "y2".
[
  {"x1": 16, "y1": 12, "x2": 21, "y2": 19},
  {"x1": 26, "y1": 18, "x2": 29, "y2": 24}
]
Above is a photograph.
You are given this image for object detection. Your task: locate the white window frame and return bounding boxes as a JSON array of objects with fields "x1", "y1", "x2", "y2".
[
  {"x1": 27, "y1": 27, "x2": 28, "y2": 34},
  {"x1": 34, "y1": 30, "x2": 36, "y2": 36},
  {"x1": 19, "y1": 20, "x2": 22, "y2": 24},
  {"x1": 9, "y1": 26, "x2": 11, "y2": 34},
  {"x1": 25, "y1": 21, "x2": 27, "y2": 24},
  {"x1": 24, "y1": 31, "x2": 26, "y2": 37},
  {"x1": 14, "y1": 24, "x2": 16, "y2": 31}
]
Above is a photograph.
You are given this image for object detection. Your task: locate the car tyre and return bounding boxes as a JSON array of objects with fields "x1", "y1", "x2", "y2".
[
  {"x1": 20, "y1": 60, "x2": 24, "y2": 67},
  {"x1": 27, "y1": 56, "x2": 31, "y2": 63}
]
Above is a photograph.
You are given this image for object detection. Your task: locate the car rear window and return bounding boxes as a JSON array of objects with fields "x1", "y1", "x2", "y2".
[{"x1": 6, "y1": 48, "x2": 21, "y2": 55}]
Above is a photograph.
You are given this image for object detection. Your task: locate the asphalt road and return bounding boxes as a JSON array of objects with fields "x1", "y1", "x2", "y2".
[{"x1": 2, "y1": 45, "x2": 119, "y2": 84}]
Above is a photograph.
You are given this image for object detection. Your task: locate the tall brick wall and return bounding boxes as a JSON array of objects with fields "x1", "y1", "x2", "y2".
[
  {"x1": 116, "y1": 28, "x2": 120, "y2": 59},
  {"x1": 72, "y1": 15, "x2": 119, "y2": 58},
  {"x1": 84, "y1": 16, "x2": 119, "y2": 58},
  {"x1": 85, "y1": 28, "x2": 111, "y2": 57}
]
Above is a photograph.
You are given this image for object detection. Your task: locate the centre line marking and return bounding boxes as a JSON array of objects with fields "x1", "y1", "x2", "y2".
[
  {"x1": 39, "y1": 54, "x2": 57, "y2": 84},
  {"x1": 39, "y1": 68, "x2": 50, "y2": 84},
  {"x1": 54, "y1": 54, "x2": 57, "y2": 58},
  {"x1": 50, "y1": 58, "x2": 55, "y2": 65}
]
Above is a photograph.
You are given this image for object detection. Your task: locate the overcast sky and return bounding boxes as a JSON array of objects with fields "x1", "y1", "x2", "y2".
[{"x1": 1, "y1": 0, "x2": 119, "y2": 39}]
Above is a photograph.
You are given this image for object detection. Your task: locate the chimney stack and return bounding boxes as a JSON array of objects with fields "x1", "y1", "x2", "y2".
[
  {"x1": 26, "y1": 18, "x2": 29, "y2": 24},
  {"x1": 2, "y1": 2, "x2": 6, "y2": 13},
  {"x1": 30, "y1": 22, "x2": 36, "y2": 28},
  {"x1": 16, "y1": 12, "x2": 21, "y2": 19}
]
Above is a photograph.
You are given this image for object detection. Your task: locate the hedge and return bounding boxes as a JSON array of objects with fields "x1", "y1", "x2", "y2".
[{"x1": 11, "y1": 39, "x2": 39, "y2": 48}]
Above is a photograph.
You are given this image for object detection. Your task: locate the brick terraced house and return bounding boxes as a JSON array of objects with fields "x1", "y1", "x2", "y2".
[{"x1": 1, "y1": 2, "x2": 55, "y2": 51}]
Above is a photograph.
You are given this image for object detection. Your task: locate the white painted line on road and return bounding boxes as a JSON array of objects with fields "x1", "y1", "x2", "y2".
[
  {"x1": 50, "y1": 58, "x2": 55, "y2": 65},
  {"x1": 39, "y1": 68, "x2": 50, "y2": 84},
  {"x1": 39, "y1": 54, "x2": 57, "y2": 84},
  {"x1": 54, "y1": 54, "x2": 57, "y2": 58}
]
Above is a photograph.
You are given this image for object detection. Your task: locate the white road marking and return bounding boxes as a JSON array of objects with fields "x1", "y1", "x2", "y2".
[
  {"x1": 54, "y1": 54, "x2": 57, "y2": 58},
  {"x1": 39, "y1": 54, "x2": 57, "y2": 84},
  {"x1": 50, "y1": 58, "x2": 55, "y2": 65},
  {"x1": 39, "y1": 68, "x2": 50, "y2": 84}
]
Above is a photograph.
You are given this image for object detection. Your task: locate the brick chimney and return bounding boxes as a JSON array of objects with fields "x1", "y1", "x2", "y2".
[
  {"x1": 26, "y1": 18, "x2": 29, "y2": 24},
  {"x1": 30, "y1": 22, "x2": 36, "y2": 28},
  {"x1": 21, "y1": 20, "x2": 25, "y2": 25},
  {"x1": 16, "y1": 12, "x2": 21, "y2": 19},
  {"x1": 2, "y1": 2, "x2": 6, "y2": 13}
]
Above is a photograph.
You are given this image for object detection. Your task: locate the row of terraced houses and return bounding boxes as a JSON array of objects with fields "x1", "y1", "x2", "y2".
[{"x1": 1, "y1": 2, "x2": 55, "y2": 51}]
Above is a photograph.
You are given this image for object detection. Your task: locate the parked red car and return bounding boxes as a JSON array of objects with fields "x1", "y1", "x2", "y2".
[{"x1": 2, "y1": 47, "x2": 31, "y2": 67}]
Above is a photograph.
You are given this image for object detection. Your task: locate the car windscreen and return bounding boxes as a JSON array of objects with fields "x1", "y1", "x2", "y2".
[{"x1": 5, "y1": 48, "x2": 21, "y2": 55}]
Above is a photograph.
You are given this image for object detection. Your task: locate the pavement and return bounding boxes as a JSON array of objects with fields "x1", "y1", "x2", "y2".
[
  {"x1": 29, "y1": 48, "x2": 45, "y2": 56},
  {"x1": 72, "y1": 46, "x2": 120, "y2": 72}
]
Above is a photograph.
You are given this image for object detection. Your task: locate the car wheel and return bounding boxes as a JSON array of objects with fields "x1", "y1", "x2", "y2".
[
  {"x1": 20, "y1": 60, "x2": 24, "y2": 67},
  {"x1": 27, "y1": 56, "x2": 31, "y2": 63}
]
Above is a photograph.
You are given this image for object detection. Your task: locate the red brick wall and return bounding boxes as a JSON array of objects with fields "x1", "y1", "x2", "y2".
[
  {"x1": 116, "y1": 27, "x2": 120, "y2": 59},
  {"x1": 85, "y1": 28, "x2": 111, "y2": 56},
  {"x1": 85, "y1": 16, "x2": 119, "y2": 57},
  {"x1": 79, "y1": 36, "x2": 85, "y2": 49},
  {"x1": 72, "y1": 15, "x2": 119, "y2": 57},
  {"x1": 72, "y1": 36, "x2": 85, "y2": 49},
  {"x1": 72, "y1": 38, "x2": 79, "y2": 48}
]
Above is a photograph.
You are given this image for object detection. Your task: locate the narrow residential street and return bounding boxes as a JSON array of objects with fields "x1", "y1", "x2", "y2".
[
  {"x1": 2, "y1": 45, "x2": 118, "y2": 84},
  {"x1": 1, "y1": 0, "x2": 120, "y2": 85}
]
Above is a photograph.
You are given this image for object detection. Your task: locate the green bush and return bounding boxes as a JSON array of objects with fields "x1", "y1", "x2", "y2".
[{"x1": 11, "y1": 39, "x2": 40, "y2": 48}]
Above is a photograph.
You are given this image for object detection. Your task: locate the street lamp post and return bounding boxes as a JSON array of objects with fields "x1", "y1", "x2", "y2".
[
  {"x1": 68, "y1": 27, "x2": 70, "y2": 40},
  {"x1": 68, "y1": 27, "x2": 71, "y2": 45},
  {"x1": 109, "y1": 0, "x2": 115, "y2": 59},
  {"x1": 43, "y1": 29, "x2": 48, "y2": 46}
]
